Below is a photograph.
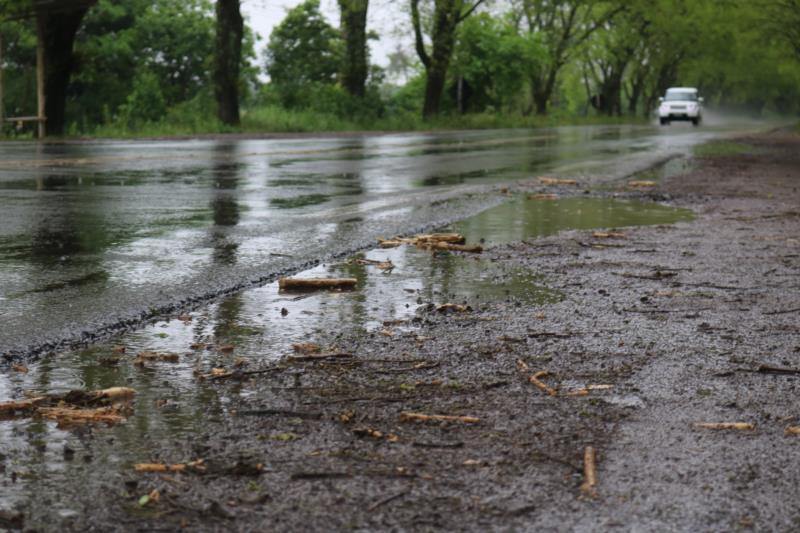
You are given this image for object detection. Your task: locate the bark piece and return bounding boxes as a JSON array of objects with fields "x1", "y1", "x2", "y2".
[
  {"x1": 539, "y1": 177, "x2": 577, "y2": 185},
  {"x1": 529, "y1": 371, "x2": 558, "y2": 397},
  {"x1": 579, "y1": 446, "x2": 597, "y2": 497},
  {"x1": 400, "y1": 412, "x2": 480, "y2": 424},
  {"x1": 278, "y1": 278, "x2": 358, "y2": 292},
  {"x1": 693, "y1": 422, "x2": 754, "y2": 430}
]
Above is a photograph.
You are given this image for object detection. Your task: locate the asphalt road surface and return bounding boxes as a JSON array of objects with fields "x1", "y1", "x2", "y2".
[{"x1": 0, "y1": 120, "x2": 764, "y2": 358}]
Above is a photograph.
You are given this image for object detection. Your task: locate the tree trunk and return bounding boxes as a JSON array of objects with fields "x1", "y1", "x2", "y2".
[
  {"x1": 338, "y1": 0, "x2": 369, "y2": 98},
  {"x1": 214, "y1": 0, "x2": 243, "y2": 126},
  {"x1": 533, "y1": 66, "x2": 557, "y2": 115},
  {"x1": 423, "y1": 64, "x2": 448, "y2": 117},
  {"x1": 35, "y1": 5, "x2": 94, "y2": 136}
]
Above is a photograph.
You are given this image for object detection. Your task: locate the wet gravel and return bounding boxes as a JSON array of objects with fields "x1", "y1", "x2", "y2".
[{"x1": 2, "y1": 128, "x2": 799, "y2": 531}]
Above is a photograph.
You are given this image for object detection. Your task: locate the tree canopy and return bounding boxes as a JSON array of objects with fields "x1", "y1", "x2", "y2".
[{"x1": 0, "y1": 0, "x2": 798, "y2": 136}]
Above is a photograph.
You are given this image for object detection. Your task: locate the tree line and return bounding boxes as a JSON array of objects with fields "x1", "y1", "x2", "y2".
[{"x1": 0, "y1": 0, "x2": 799, "y2": 136}]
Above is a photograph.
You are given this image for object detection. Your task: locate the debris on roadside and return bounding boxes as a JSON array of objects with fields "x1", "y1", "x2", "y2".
[
  {"x1": 278, "y1": 277, "x2": 358, "y2": 292},
  {"x1": 287, "y1": 351, "x2": 353, "y2": 362},
  {"x1": 133, "y1": 351, "x2": 179, "y2": 366},
  {"x1": 628, "y1": 180, "x2": 657, "y2": 188},
  {"x1": 592, "y1": 231, "x2": 626, "y2": 239},
  {"x1": 134, "y1": 460, "x2": 206, "y2": 473},
  {"x1": 377, "y1": 233, "x2": 483, "y2": 253},
  {"x1": 0, "y1": 387, "x2": 136, "y2": 425},
  {"x1": 539, "y1": 177, "x2": 578, "y2": 186},
  {"x1": 579, "y1": 446, "x2": 597, "y2": 498},
  {"x1": 292, "y1": 343, "x2": 321, "y2": 354},
  {"x1": 399, "y1": 412, "x2": 480, "y2": 424},
  {"x1": 693, "y1": 422, "x2": 755, "y2": 431},
  {"x1": 353, "y1": 258, "x2": 395, "y2": 271},
  {"x1": 436, "y1": 303, "x2": 472, "y2": 313}
]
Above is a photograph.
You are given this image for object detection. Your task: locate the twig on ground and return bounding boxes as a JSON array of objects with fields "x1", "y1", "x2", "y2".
[
  {"x1": 399, "y1": 412, "x2": 480, "y2": 424},
  {"x1": 579, "y1": 446, "x2": 597, "y2": 497},
  {"x1": 693, "y1": 422, "x2": 754, "y2": 430}
]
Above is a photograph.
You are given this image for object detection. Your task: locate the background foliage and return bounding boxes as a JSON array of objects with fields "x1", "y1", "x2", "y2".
[{"x1": 0, "y1": 0, "x2": 798, "y2": 136}]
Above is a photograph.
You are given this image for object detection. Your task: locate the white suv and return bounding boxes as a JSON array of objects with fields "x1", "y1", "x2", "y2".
[{"x1": 658, "y1": 87, "x2": 703, "y2": 126}]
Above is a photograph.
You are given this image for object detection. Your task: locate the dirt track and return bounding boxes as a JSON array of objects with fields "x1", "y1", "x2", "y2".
[{"x1": 5, "y1": 129, "x2": 800, "y2": 532}]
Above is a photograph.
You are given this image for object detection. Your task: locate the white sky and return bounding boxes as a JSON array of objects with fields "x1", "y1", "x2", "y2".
[{"x1": 241, "y1": 0, "x2": 410, "y2": 69}]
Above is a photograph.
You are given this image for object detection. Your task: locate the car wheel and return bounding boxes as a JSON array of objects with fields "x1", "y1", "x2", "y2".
[
  {"x1": 692, "y1": 118, "x2": 699, "y2": 126},
  {"x1": 660, "y1": 118, "x2": 669, "y2": 126}
]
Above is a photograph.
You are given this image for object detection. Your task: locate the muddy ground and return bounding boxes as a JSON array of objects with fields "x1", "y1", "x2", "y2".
[{"x1": 3, "y1": 129, "x2": 800, "y2": 532}]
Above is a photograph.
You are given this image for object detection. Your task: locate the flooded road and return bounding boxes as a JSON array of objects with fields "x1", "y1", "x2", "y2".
[{"x1": 0, "y1": 123, "x2": 755, "y2": 357}]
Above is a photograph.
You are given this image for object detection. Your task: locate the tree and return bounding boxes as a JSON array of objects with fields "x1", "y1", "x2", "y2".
[
  {"x1": 266, "y1": 0, "x2": 340, "y2": 88},
  {"x1": 411, "y1": 0, "x2": 485, "y2": 118},
  {"x1": 452, "y1": 13, "x2": 543, "y2": 113},
  {"x1": 338, "y1": 0, "x2": 369, "y2": 97},
  {"x1": 517, "y1": 0, "x2": 621, "y2": 115},
  {"x1": 214, "y1": 0, "x2": 243, "y2": 125},
  {"x1": 34, "y1": 0, "x2": 98, "y2": 135}
]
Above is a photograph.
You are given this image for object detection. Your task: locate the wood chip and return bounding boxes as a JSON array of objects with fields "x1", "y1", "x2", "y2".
[
  {"x1": 528, "y1": 193, "x2": 559, "y2": 200},
  {"x1": 134, "y1": 460, "x2": 205, "y2": 473},
  {"x1": 539, "y1": 177, "x2": 577, "y2": 185},
  {"x1": 693, "y1": 422, "x2": 754, "y2": 430},
  {"x1": 579, "y1": 446, "x2": 597, "y2": 497},
  {"x1": 278, "y1": 277, "x2": 358, "y2": 292},
  {"x1": 292, "y1": 343, "x2": 321, "y2": 354},
  {"x1": 628, "y1": 180, "x2": 656, "y2": 188},
  {"x1": 592, "y1": 231, "x2": 626, "y2": 239},
  {"x1": 399, "y1": 412, "x2": 480, "y2": 424},
  {"x1": 436, "y1": 303, "x2": 472, "y2": 313},
  {"x1": 37, "y1": 406, "x2": 126, "y2": 425},
  {"x1": 785, "y1": 426, "x2": 800, "y2": 435},
  {"x1": 429, "y1": 242, "x2": 483, "y2": 253},
  {"x1": 529, "y1": 371, "x2": 558, "y2": 397}
]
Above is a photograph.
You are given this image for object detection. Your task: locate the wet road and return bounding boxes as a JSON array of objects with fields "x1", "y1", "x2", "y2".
[{"x1": 0, "y1": 122, "x2": 760, "y2": 357}]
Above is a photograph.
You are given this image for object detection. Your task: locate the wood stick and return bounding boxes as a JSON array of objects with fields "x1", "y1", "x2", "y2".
[
  {"x1": 785, "y1": 426, "x2": 800, "y2": 435},
  {"x1": 592, "y1": 231, "x2": 626, "y2": 239},
  {"x1": 94, "y1": 387, "x2": 137, "y2": 401},
  {"x1": 579, "y1": 446, "x2": 597, "y2": 497},
  {"x1": 0, "y1": 397, "x2": 47, "y2": 414},
  {"x1": 432, "y1": 242, "x2": 483, "y2": 253},
  {"x1": 287, "y1": 352, "x2": 353, "y2": 361},
  {"x1": 415, "y1": 233, "x2": 466, "y2": 244},
  {"x1": 693, "y1": 422, "x2": 754, "y2": 430},
  {"x1": 529, "y1": 371, "x2": 558, "y2": 397},
  {"x1": 278, "y1": 277, "x2": 357, "y2": 292},
  {"x1": 539, "y1": 177, "x2": 577, "y2": 185},
  {"x1": 134, "y1": 460, "x2": 205, "y2": 473},
  {"x1": 399, "y1": 412, "x2": 480, "y2": 424},
  {"x1": 628, "y1": 180, "x2": 656, "y2": 187},
  {"x1": 37, "y1": 407, "x2": 125, "y2": 424},
  {"x1": 528, "y1": 193, "x2": 559, "y2": 201}
]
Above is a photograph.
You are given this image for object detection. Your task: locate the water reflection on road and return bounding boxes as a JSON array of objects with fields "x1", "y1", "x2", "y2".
[{"x1": 0, "y1": 124, "x2": 744, "y2": 356}]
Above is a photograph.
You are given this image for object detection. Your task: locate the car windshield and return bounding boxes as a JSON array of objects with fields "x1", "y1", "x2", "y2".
[{"x1": 665, "y1": 92, "x2": 697, "y2": 102}]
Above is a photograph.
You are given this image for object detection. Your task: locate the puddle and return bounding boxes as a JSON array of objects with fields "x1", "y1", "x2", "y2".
[{"x1": 451, "y1": 196, "x2": 694, "y2": 244}]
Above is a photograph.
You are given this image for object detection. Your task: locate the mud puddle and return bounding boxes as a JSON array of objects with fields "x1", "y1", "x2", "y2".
[
  {"x1": 451, "y1": 195, "x2": 693, "y2": 243},
  {"x1": 0, "y1": 195, "x2": 693, "y2": 517}
]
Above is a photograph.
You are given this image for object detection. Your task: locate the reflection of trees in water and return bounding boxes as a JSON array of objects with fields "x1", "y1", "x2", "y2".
[
  {"x1": 29, "y1": 171, "x2": 112, "y2": 270},
  {"x1": 209, "y1": 142, "x2": 241, "y2": 265}
]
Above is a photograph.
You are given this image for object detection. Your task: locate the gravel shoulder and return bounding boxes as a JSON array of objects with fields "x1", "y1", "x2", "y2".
[{"x1": 6, "y1": 128, "x2": 800, "y2": 532}]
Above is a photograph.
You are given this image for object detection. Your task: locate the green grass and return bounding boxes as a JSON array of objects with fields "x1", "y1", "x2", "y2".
[
  {"x1": 7, "y1": 105, "x2": 650, "y2": 140},
  {"x1": 86, "y1": 105, "x2": 649, "y2": 139},
  {"x1": 692, "y1": 140, "x2": 752, "y2": 158}
]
